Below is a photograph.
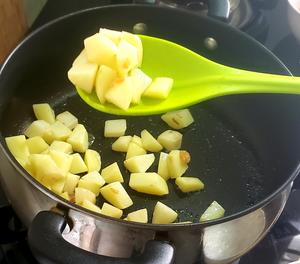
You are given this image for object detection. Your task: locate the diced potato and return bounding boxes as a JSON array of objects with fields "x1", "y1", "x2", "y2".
[
  {"x1": 75, "y1": 187, "x2": 96, "y2": 205},
  {"x1": 143, "y1": 77, "x2": 173, "y2": 99},
  {"x1": 63, "y1": 173, "x2": 80, "y2": 195},
  {"x1": 129, "y1": 173, "x2": 169, "y2": 196},
  {"x1": 116, "y1": 40, "x2": 138, "y2": 78},
  {"x1": 175, "y1": 177, "x2": 204, "y2": 193},
  {"x1": 42, "y1": 133, "x2": 53, "y2": 145},
  {"x1": 152, "y1": 201, "x2": 178, "y2": 224},
  {"x1": 15, "y1": 157, "x2": 26, "y2": 167},
  {"x1": 157, "y1": 130, "x2": 182, "y2": 151},
  {"x1": 43, "y1": 121, "x2": 72, "y2": 144},
  {"x1": 5, "y1": 135, "x2": 30, "y2": 163},
  {"x1": 50, "y1": 121, "x2": 72, "y2": 140},
  {"x1": 104, "y1": 119, "x2": 127, "y2": 138},
  {"x1": 49, "y1": 150, "x2": 73, "y2": 174},
  {"x1": 100, "y1": 182, "x2": 133, "y2": 209},
  {"x1": 167, "y1": 150, "x2": 190, "y2": 179},
  {"x1": 67, "y1": 124, "x2": 88, "y2": 153},
  {"x1": 141, "y1": 130, "x2": 162, "y2": 152},
  {"x1": 126, "y1": 142, "x2": 146, "y2": 159},
  {"x1": 81, "y1": 171, "x2": 105, "y2": 185},
  {"x1": 29, "y1": 154, "x2": 65, "y2": 185},
  {"x1": 72, "y1": 50, "x2": 89, "y2": 66},
  {"x1": 157, "y1": 152, "x2": 169, "y2": 181},
  {"x1": 112, "y1": 136, "x2": 132, "y2": 152},
  {"x1": 129, "y1": 69, "x2": 152, "y2": 104},
  {"x1": 105, "y1": 78, "x2": 132, "y2": 110},
  {"x1": 32, "y1": 103, "x2": 55, "y2": 124},
  {"x1": 199, "y1": 201, "x2": 225, "y2": 222},
  {"x1": 77, "y1": 180, "x2": 99, "y2": 195},
  {"x1": 22, "y1": 159, "x2": 35, "y2": 175},
  {"x1": 41, "y1": 149, "x2": 49, "y2": 154},
  {"x1": 82, "y1": 199, "x2": 102, "y2": 213},
  {"x1": 84, "y1": 33, "x2": 117, "y2": 68},
  {"x1": 70, "y1": 153, "x2": 88, "y2": 174},
  {"x1": 84, "y1": 149, "x2": 101, "y2": 172},
  {"x1": 51, "y1": 180, "x2": 65, "y2": 194},
  {"x1": 95, "y1": 65, "x2": 117, "y2": 104},
  {"x1": 121, "y1": 31, "x2": 143, "y2": 66},
  {"x1": 24, "y1": 120, "x2": 50, "y2": 138},
  {"x1": 161, "y1": 109, "x2": 194, "y2": 129},
  {"x1": 99, "y1": 28, "x2": 121, "y2": 44},
  {"x1": 26, "y1": 136, "x2": 49, "y2": 154},
  {"x1": 49, "y1": 141, "x2": 73, "y2": 154},
  {"x1": 124, "y1": 154, "x2": 155, "y2": 173},
  {"x1": 131, "y1": 135, "x2": 143, "y2": 147},
  {"x1": 78, "y1": 171, "x2": 105, "y2": 195},
  {"x1": 60, "y1": 192, "x2": 70, "y2": 201},
  {"x1": 101, "y1": 162, "x2": 124, "y2": 183},
  {"x1": 101, "y1": 202, "x2": 123, "y2": 218},
  {"x1": 56, "y1": 111, "x2": 78, "y2": 130},
  {"x1": 68, "y1": 63, "x2": 98, "y2": 94},
  {"x1": 126, "y1": 208, "x2": 148, "y2": 223}
]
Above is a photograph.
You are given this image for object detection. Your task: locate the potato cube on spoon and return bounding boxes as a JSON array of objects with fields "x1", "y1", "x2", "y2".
[
  {"x1": 143, "y1": 77, "x2": 173, "y2": 99},
  {"x1": 95, "y1": 65, "x2": 117, "y2": 104},
  {"x1": 68, "y1": 63, "x2": 98, "y2": 94},
  {"x1": 105, "y1": 78, "x2": 133, "y2": 110},
  {"x1": 99, "y1": 28, "x2": 121, "y2": 45},
  {"x1": 84, "y1": 33, "x2": 118, "y2": 68}
]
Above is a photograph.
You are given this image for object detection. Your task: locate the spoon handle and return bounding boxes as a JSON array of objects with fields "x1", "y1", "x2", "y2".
[
  {"x1": 174, "y1": 71, "x2": 300, "y2": 108},
  {"x1": 178, "y1": 72, "x2": 300, "y2": 101},
  {"x1": 220, "y1": 72, "x2": 300, "y2": 95}
]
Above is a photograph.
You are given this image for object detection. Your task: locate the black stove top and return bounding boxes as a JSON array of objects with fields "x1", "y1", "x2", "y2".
[{"x1": 1, "y1": 0, "x2": 300, "y2": 263}]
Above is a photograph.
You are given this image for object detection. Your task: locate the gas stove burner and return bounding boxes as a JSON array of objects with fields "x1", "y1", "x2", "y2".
[
  {"x1": 151, "y1": 0, "x2": 270, "y2": 43},
  {"x1": 156, "y1": 0, "x2": 254, "y2": 29}
]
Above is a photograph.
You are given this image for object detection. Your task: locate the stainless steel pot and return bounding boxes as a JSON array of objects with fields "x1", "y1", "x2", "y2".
[
  {"x1": 0, "y1": 150, "x2": 292, "y2": 263},
  {"x1": 0, "y1": 5, "x2": 299, "y2": 264}
]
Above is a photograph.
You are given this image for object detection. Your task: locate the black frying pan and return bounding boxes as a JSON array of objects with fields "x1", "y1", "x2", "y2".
[{"x1": 1, "y1": 5, "x2": 299, "y2": 223}]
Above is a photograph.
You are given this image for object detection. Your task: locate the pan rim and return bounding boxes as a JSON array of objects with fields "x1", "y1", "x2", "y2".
[{"x1": 0, "y1": 4, "x2": 297, "y2": 230}]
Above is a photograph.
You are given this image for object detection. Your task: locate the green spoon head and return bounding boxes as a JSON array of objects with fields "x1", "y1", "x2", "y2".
[{"x1": 76, "y1": 35, "x2": 216, "y2": 116}]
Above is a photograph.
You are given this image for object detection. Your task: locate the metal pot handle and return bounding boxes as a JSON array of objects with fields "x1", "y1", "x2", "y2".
[
  {"x1": 28, "y1": 211, "x2": 175, "y2": 264},
  {"x1": 207, "y1": 0, "x2": 230, "y2": 21},
  {"x1": 128, "y1": 0, "x2": 230, "y2": 21}
]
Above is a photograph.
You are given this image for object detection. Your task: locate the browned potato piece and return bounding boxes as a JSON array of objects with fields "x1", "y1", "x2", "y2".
[
  {"x1": 167, "y1": 150, "x2": 190, "y2": 178},
  {"x1": 100, "y1": 182, "x2": 133, "y2": 209},
  {"x1": 161, "y1": 109, "x2": 194, "y2": 129}
]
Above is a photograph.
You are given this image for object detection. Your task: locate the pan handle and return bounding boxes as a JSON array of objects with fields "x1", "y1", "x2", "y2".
[
  {"x1": 207, "y1": 0, "x2": 230, "y2": 21},
  {"x1": 128, "y1": 0, "x2": 230, "y2": 21},
  {"x1": 28, "y1": 211, "x2": 174, "y2": 264}
]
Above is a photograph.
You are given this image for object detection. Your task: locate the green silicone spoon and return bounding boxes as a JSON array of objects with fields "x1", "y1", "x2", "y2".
[{"x1": 76, "y1": 35, "x2": 300, "y2": 116}]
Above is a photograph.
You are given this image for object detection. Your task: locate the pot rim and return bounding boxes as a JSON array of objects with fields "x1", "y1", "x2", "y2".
[{"x1": 0, "y1": 4, "x2": 298, "y2": 230}]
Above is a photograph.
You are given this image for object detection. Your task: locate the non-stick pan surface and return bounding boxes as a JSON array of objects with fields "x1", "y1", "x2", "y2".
[{"x1": 0, "y1": 5, "x2": 299, "y2": 223}]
